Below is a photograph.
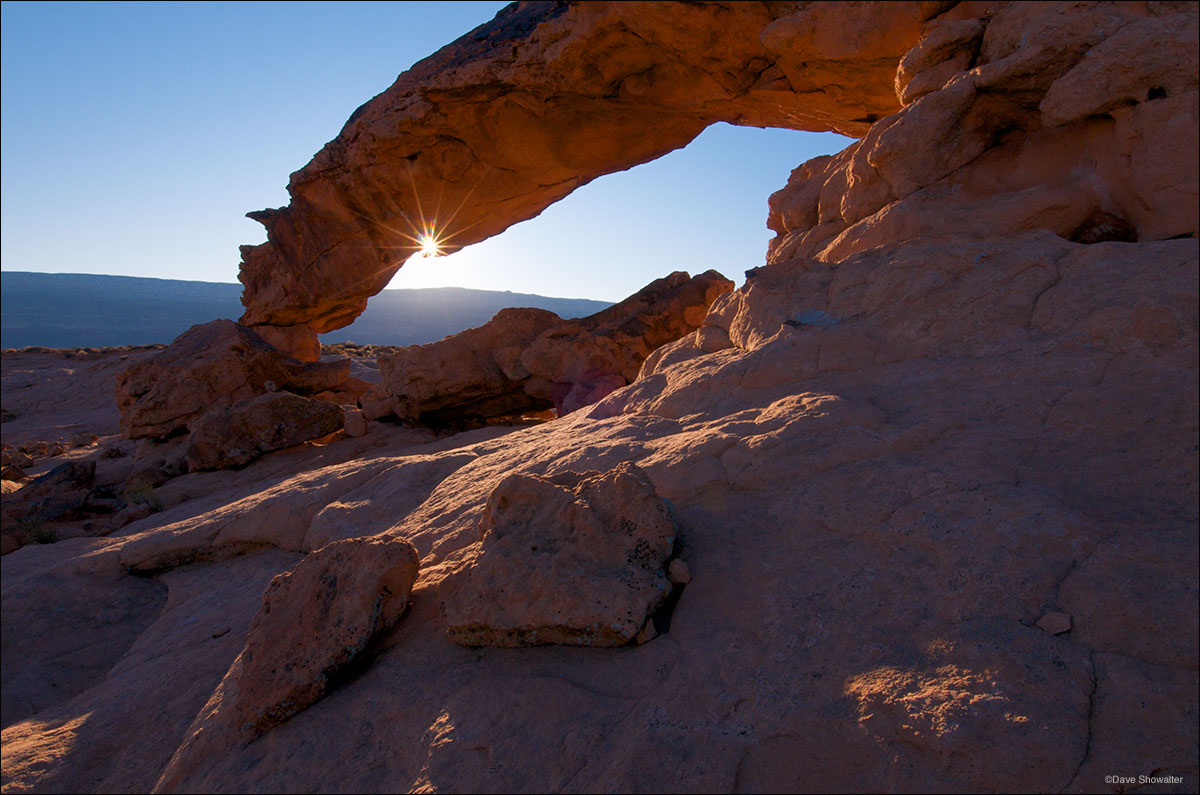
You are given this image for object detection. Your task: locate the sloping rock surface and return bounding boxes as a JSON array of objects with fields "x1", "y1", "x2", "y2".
[{"x1": 1, "y1": 3, "x2": 1196, "y2": 794}]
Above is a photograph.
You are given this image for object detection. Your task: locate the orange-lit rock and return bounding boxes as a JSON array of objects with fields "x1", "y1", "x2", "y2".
[
  {"x1": 379, "y1": 270, "x2": 732, "y2": 423},
  {"x1": 442, "y1": 463, "x2": 676, "y2": 647},
  {"x1": 237, "y1": 1, "x2": 932, "y2": 334}
]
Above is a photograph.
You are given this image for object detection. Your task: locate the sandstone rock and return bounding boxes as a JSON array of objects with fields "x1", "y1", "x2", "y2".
[
  {"x1": 233, "y1": 536, "x2": 419, "y2": 734},
  {"x1": 0, "y1": 460, "x2": 95, "y2": 555},
  {"x1": 116, "y1": 321, "x2": 294, "y2": 439},
  {"x1": 766, "y1": 1, "x2": 1199, "y2": 265},
  {"x1": 2, "y1": 3, "x2": 1197, "y2": 794},
  {"x1": 379, "y1": 307, "x2": 563, "y2": 424},
  {"x1": 235, "y1": 1, "x2": 925, "y2": 336},
  {"x1": 1035, "y1": 611, "x2": 1072, "y2": 635},
  {"x1": 343, "y1": 407, "x2": 367, "y2": 438},
  {"x1": 248, "y1": 323, "x2": 320, "y2": 362},
  {"x1": 667, "y1": 558, "x2": 691, "y2": 586},
  {"x1": 379, "y1": 271, "x2": 732, "y2": 424},
  {"x1": 154, "y1": 538, "x2": 419, "y2": 791},
  {"x1": 185, "y1": 393, "x2": 345, "y2": 471},
  {"x1": 442, "y1": 463, "x2": 677, "y2": 647},
  {"x1": 115, "y1": 320, "x2": 354, "y2": 441},
  {"x1": 358, "y1": 383, "x2": 394, "y2": 421}
]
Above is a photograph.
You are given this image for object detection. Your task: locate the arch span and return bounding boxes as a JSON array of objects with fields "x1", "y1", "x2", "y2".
[{"x1": 237, "y1": 1, "x2": 939, "y2": 356}]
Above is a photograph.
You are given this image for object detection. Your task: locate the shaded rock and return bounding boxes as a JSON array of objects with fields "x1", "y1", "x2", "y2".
[
  {"x1": 379, "y1": 270, "x2": 732, "y2": 424},
  {"x1": 358, "y1": 383, "x2": 394, "y2": 421},
  {"x1": 234, "y1": 536, "x2": 420, "y2": 734},
  {"x1": 1035, "y1": 611, "x2": 1072, "y2": 635},
  {"x1": 185, "y1": 393, "x2": 344, "y2": 471},
  {"x1": 116, "y1": 320, "x2": 294, "y2": 439},
  {"x1": 155, "y1": 537, "x2": 419, "y2": 790},
  {"x1": 442, "y1": 463, "x2": 676, "y2": 647},
  {"x1": 283, "y1": 358, "x2": 351, "y2": 396},
  {"x1": 0, "y1": 460, "x2": 95, "y2": 555},
  {"x1": 343, "y1": 407, "x2": 367, "y2": 438},
  {"x1": 667, "y1": 558, "x2": 691, "y2": 585},
  {"x1": 380, "y1": 307, "x2": 563, "y2": 424}
]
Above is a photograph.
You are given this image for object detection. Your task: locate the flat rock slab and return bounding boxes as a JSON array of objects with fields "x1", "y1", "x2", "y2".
[{"x1": 443, "y1": 462, "x2": 677, "y2": 647}]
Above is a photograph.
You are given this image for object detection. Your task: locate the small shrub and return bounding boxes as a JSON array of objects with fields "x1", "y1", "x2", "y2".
[
  {"x1": 0, "y1": 408, "x2": 16, "y2": 423},
  {"x1": 123, "y1": 480, "x2": 164, "y2": 513}
]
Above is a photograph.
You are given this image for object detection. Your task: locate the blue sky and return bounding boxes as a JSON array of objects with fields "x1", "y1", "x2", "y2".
[{"x1": 1, "y1": 1, "x2": 851, "y2": 303}]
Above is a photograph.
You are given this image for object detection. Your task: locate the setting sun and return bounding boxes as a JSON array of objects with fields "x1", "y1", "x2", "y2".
[{"x1": 418, "y1": 232, "x2": 442, "y2": 258}]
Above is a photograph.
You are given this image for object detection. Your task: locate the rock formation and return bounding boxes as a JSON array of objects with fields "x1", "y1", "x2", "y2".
[
  {"x1": 234, "y1": 1, "x2": 939, "y2": 354},
  {"x1": 1, "y1": 2, "x2": 1196, "y2": 794},
  {"x1": 442, "y1": 463, "x2": 677, "y2": 647},
  {"x1": 379, "y1": 270, "x2": 732, "y2": 423}
]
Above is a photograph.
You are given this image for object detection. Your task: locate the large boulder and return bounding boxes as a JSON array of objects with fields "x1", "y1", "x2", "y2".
[
  {"x1": 115, "y1": 320, "x2": 355, "y2": 441},
  {"x1": 185, "y1": 393, "x2": 345, "y2": 471},
  {"x1": 155, "y1": 536, "x2": 419, "y2": 791},
  {"x1": 442, "y1": 463, "x2": 677, "y2": 647},
  {"x1": 379, "y1": 270, "x2": 732, "y2": 424},
  {"x1": 115, "y1": 320, "x2": 293, "y2": 439}
]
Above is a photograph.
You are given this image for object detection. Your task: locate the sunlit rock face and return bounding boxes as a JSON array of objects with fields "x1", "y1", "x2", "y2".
[
  {"x1": 237, "y1": 0, "x2": 935, "y2": 334},
  {"x1": 377, "y1": 270, "x2": 733, "y2": 424},
  {"x1": 766, "y1": 1, "x2": 1199, "y2": 264}
]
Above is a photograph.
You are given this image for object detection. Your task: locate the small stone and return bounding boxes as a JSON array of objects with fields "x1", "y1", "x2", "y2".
[
  {"x1": 635, "y1": 619, "x2": 658, "y2": 645},
  {"x1": 344, "y1": 407, "x2": 367, "y2": 437},
  {"x1": 668, "y1": 558, "x2": 691, "y2": 585},
  {"x1": 1036, "y1": 611, "x2": 1072, "y2": 635}
]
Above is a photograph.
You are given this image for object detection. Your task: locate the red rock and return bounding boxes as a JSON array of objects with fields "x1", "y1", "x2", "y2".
[
  {"x1": 1035, "y1": 611, "x2": 1072, "y2": 635},
  {"x1": 115, "y1": 321, "x2": 293, "y2": 439},
  {"x1": 235, "y1": 2, "x2": 925, "y2": 336},
  {"x1": 185, "y1": 393, "x2": 345, "y2": 471},
  {"x1": 154, "y1": 537, "x2": 419, "y2": 791},
  {"x1": 343, "y1": 407, "x2": 367, "y2": 438},
  {"x1": 379, "y1": 271, "x2": 732, "y2": 423},
  {"x1": 442, "y1": 463, "x2": 677, "y2": 647}
]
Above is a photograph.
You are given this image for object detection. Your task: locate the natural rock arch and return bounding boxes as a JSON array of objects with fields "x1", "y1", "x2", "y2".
[{"x1": 237, "y1": 0, "x2": 939, "y2": 357}]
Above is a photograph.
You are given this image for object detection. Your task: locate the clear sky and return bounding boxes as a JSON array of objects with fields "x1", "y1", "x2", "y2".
[{"x1": 1, "y1": 1, "x2": 852, "y2": 304}]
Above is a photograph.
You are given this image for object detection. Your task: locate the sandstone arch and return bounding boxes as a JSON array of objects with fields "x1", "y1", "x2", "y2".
[{"x1": 237, "y1": 1, "x2": 941, "y2": 357}]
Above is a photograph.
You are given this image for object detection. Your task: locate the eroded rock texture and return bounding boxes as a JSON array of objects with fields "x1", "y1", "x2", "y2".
[
  {"x1": 237, "y1": 0, "x2": 938, "y2": 337},
  {"x1": 2, "y1": 3, "x2": 1197, "y2": 795},
  {"x1": 153, "y1": 536, "x2": 420, "y2": 791},
  {"x1": 442, "y1": 463, "x2": 676, "y2": 647},
  {"x1": 378, "y1": 270, "x2": 732, "y2": 423},
  {"x1": 766, "y1": 0, "x2": 1199, "y2": 264}
]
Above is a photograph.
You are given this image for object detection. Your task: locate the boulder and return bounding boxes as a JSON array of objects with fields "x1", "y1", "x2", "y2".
[
  {"x1": 442, "y1": 463, "x2": 677, "y2": 647},
  {"x1": 232, "y1": 536, "x2": 419, "y2": 734},
  {"x1": 0, "y1": 460, "x2": 95, "y2": 554},
  {"x1": 115, "y1": 320, "x2": 354, "y2": 440},
  {"x1": 154, "y1": 537, "x2": 419, "y2": 791},
  {"x1": 185, "y1": 393, "x2": 344, "y2": 471}
]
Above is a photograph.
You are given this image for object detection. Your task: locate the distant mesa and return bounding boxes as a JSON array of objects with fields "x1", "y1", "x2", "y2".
[{"x1": 0, "y1": 271, "x2": 611, "y2": 350}]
